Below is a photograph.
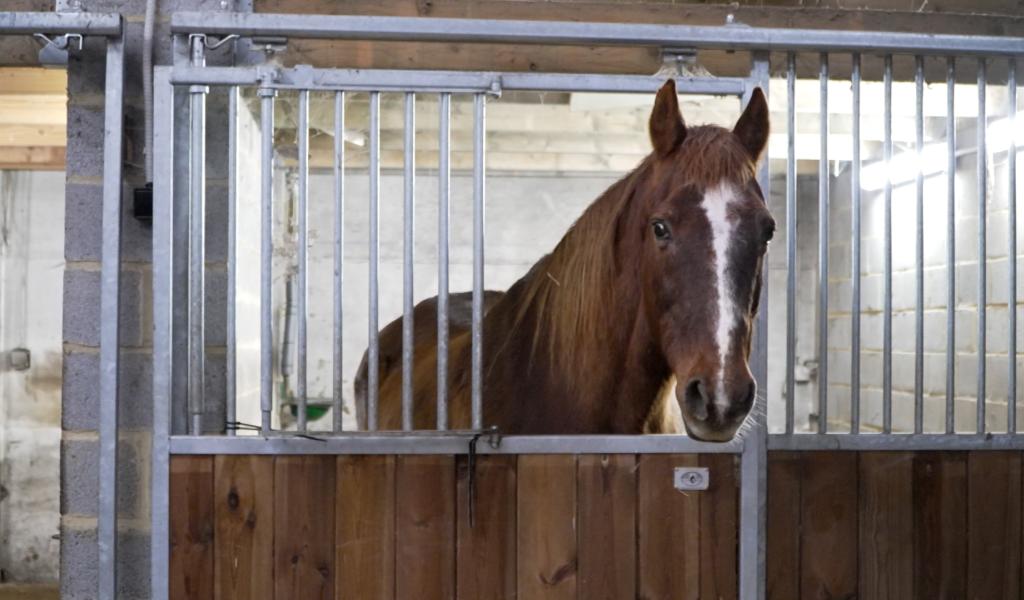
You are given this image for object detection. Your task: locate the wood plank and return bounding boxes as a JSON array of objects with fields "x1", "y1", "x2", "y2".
[
  {"x1": 456, "y1": 455, "x2": 517, "y2": 600},
  {"x1": 967, "y1": 451, "x2": 1022, "y2": 599},
  {"x1": 517, "y1": 455, "x2": 577, "y2": 600},
  {"x1": 336, "y1": 456, "x2": 395, "y2": 600},
  {"x1": 699, "y1": 454, "x2": 738, "y2": 599},
  {"x1": 396, "y1": 455, "x2": 457, "y2": 600},
  {"x1": 858, "y1": 452, "x2": 914, "y2": 599},
  {"x1": 0, "y1": 68, "x2": 66, "y2": 94},
  {"x1": 799, "y1": 452, "x2": 858, "y2": 600},
  {"x1": 637, "y1": 454, "x2": 700, "y2": 600},
  {"x1": 767, "y1": 452, "x2": 801, "y2": 600},
  {"x1": 0, "y1": 94, "x2": 66, "y2": 125},
  {"x1": 913, "y1": 452, "x2": 967, "y2": 600},
  {"x1": 213, "y1": 455, "x2": 274, "y2": 600},
  {"x1": 577, "y1": 454, "x2": 636, "y2": 600},
  {"x1": 274, "y1": 456, "x2": 336, "y2": 600},
  {"x1": 170, "y1": 456, "x2": 215, "y2": 600},
  {"x1": 0, "y1": 146, "x2": 64, "y2": 170},
  {"x1": 0, "y1": 124, "x2": 64, "y2": 147}
]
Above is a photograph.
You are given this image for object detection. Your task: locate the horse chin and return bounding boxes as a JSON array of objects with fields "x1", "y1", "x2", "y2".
[{"x1": 681, "y1": 417, "x2": 741, "y2": 443}]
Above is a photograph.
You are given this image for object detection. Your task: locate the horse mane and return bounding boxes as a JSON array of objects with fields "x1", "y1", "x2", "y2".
[{"x1": 510, "y1": 125, "x2": 757, "y2": 395}]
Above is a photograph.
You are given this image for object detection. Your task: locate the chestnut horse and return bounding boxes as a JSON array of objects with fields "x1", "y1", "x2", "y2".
[{"x1": 355, "y1": 80, "x2": 773, "y2": 441}]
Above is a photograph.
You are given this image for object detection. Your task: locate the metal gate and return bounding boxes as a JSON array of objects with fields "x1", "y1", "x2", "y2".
[{"x1": 151, "y1": 11, "x2": 1024, "y2": 599}]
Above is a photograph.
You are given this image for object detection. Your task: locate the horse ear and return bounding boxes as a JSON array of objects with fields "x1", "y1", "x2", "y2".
[
  {"x1": 649, "y1": 80, "x2": 687, "y2": 157},
  {"x1": 733, "y1": 87, "x2": 770, "y2": 161}
]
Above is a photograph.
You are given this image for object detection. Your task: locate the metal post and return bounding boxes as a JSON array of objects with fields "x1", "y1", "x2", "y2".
[
  {"x1": 402, "y1": 92, "x2": 416, "y2": 431},
  {"x1": 188, "y1": 35, "x2": 207, "y2": 436},
  {"x1": 437, "y1": 92, "x2": 451, "y2": 430},
  {"x1": 471, "y1": 92, "x2": 486, "y2": 431},
  {"x1": 297, "y1": 89, "x2": 309, "y2": 432},
  {"x1": 883, "y1": 54, "x2": 893, "y2": 434},
  {"x1": 977, "y1": 58, "x2": 988, "y2": 433},
  {"x1": 227, "y1": 86, "x2": 238, "y2": 435},
  {"x1": 97, "y1": 34, "x2": 124, "y2": 600},
  {"x1": 818, "y1": 52, "x2": 829, "y2": 434},
  {"x1": 946, "y1": 57, "x2": 957, "y2": 434},
  {"x1": 851, "y1": 53, "x2": 862, "y2": 434},
  {"x1": 368, "y1": 91, "x2": 381, "y2": 431},
  {"x1": 915, "y1": 56, "x2": 925, "y2": 434},
  {"x1": 1010, "y1": 60, "x2": 1018, "y2": 434},
  {"x1": 333, "y1": 91, "x2": 345, "y2": 433},
  {"x1": 259, "y1": 81, "x2": 275, "y2": 435},
  {"x1": 785, "y1": 52, "x2": 796, "y2": 435}
]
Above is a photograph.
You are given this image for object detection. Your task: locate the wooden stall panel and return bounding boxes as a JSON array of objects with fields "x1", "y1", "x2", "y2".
[
  {"x1": 967, "y1": 451, "x2": 1022, "y2": 599},
  {"x1": 170, "y1": 456, "x2": 215, "y2": 600},
  {"x1": 577, "y1": 454, "x2": 637, "y2": 600},
  {"x1": 637, "y1": 454, "x2": 700, "y2": 600},
  {"x1": 913, "y1": 452, "x2": 966, "y2": 599},
  {"x1": 336, "y1": 455, "x2": 395, "y2": 600},
  {"x1": 518, "y1": 455, "x2": 578, "y2": 600},
  {"x1": 799, "y1": 452, "x2": 858, "y2": 600},
  {"x1": 766, "y1": 452, "x2": 801, "y2": 600},
  {"x1": 456, "y1": 455, "x2": 517, "y2": 600},
  {"x1": 859, "y1": 452, "x2": 914, "y2": 599},
  {"x1": 396, "y1": 455, "x2": 457, "y2": 600},
  {"x1": 274, "y1": 456, "x2": 336, "y2": 600},
  {"x1": 214, "y1": 455, "x2": 274, "y2": 600},
  {"x1": 699, "y1": 454, "x2": 738, "y2": 599}
]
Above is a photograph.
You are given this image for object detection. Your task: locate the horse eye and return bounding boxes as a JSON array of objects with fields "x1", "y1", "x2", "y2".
[{"x1": 652, "y1": 220, "x2": 671, "y2": 241}]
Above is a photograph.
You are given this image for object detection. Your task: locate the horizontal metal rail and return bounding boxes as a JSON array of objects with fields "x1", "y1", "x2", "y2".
[
  {"x1": 770, "y1": 434, "x2": 1024, "y2": 452},
  {"x1": 168, "y1": 66, "x2": 749, "y2": 95},
  {"x1": 0, "y1": 11, "x2": 122, "y2": 36},
  {"x1": 170, "y1": 11, "x2": 1024, "y2": 56},
  {"x1": 169, "y1": 434, "x2": 746, "y2": 455}
]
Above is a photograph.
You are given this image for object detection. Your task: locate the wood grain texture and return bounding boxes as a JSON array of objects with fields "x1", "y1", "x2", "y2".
[
  {"x1": 577, "y1": 454, "x2": 637, "y2": 600},
  {"x1": 517, "y1": 455, "x2": 578, "y2": 600},
  {"x1": 170, "y1": 456, "x2": 215, "y2": 600},
  {"x1": 699, "y1": 454, "x2": 738, "y2": 599},
  {"x1": 766, "y1": 452, "x2": 801, "y2": 600},
  {"x1": 396, "y1": 455, "x2": 457, "y2": 600},
  {"x1": 336, "y1": 455, "x2": 395, "y2": 600},
  {"x1": 967, "y1": 451, "x2": 1022, "y2": 599},
  {"x1": 274, "y1": 456, "x2": 336, "y2": 600},
  {"x1": 800, "y1": 452, "x2": 858, "y2": 600},
  {"x1": 456, "y1": 455, "x2": 517, "y2": 600},
  {"x1": 637, "y1": 453, "x2": 700, "y2": 600},
  {"x1": 913, "y1": 452, "x2": 967, "y2": 600},
  {"x1": 213, "y1": 455, "x2": 274, "y2": 600},
  {"x1": 858, "y1": 452, "x2": 914, "y2": 599}
]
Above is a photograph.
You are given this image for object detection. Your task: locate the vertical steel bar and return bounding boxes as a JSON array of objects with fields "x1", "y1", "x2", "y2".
[
  {"x1": 188, "y1": 38, "x2": 207, "y2": 436},
  {"x1": 1010, "y1": 60, "x2": 1018, "y2": 434},
  {"x1": 915, "y1": 56, "x2": 925, "y2": 434},
  {"x1": 402, "y1": 92, "x2": 416, "y2": 431},
  {"x1": 946, "y1": 57, "x2": 957, "y2": 434},
  {"x1": 851, "y1": 53, "x2": 862, "y2": 434},
  {"x1": 151, "y1": 66, "x2": 173, "y2": 600},
  {"x1": 368, "y1": 91, "x2": 381, "y2": 431},
  {"x1": 171, "y1": 88, "x2": 190, "y2": 436},
  {"x1": 97, "y1": 35, "x2": 124, "y2": 600},
  {"x1": 817, "y1": 52, "x2": 829, "y2": 434},
  {"x1": 437, "y1": 92, "x2": 451, "y2": 430},
  {"x1": 471, "y1": 93, "x2": 486, "y2": 430},
  {"x1": 297, "y1": 89, "x2": 309, "y2": 432},
  {"x1": 226, "y1": 86, "x2": 237, "y2": 435},
  {"x1": 785, "y1": 52, "x2": 797, "y2": 435},
  {"x1": 333, "y1": 91, "x2": 345, "y2": 433},
  {"x1": 978, "y1": 58, "x2": 988, "y2": 433},
  {"x1": 883, "y1": 54, "x2": 894, "y2": 434},
  {"x1": 259, "y1": 83, "x2": 275, "y2": 434}
]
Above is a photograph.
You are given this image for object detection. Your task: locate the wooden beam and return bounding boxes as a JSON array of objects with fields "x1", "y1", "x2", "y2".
[
  {"x1": 0, "y1": 94, "x2": 67, "y2": 125},
  {"x1": 0, "y1": 67, "x2": 66, "y2": 94},
  {"x1": 0, "y1": 124, "x2": 65, "y2": 147},
  {"x1": 0, "y1": 146, "x2": 65, "y2": 170}
]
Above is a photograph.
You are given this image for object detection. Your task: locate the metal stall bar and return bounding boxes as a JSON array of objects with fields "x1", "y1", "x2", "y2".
[
  {"x1": 259, "y1": 81, "x2": 276, "y2": 434},
  {"x1": 437, "y1": 92, "x2": 451, "y2": 430},
  {"x1": 472, "y1": 93, "x2": 486, "y2": 430},
  {"x1": 188, "y1": 36, "x2": 207, "y2": 436},
  {"x1": 334, "y1": 91, "x2": 345, "y2": 433},
  {"x1": 785, "y1": 52, "x2": 796, "y2": 435},
  {"x1": 1010, "y1": 60, "x2": 1018, "y2": 434},
  {"x1": 915, "y1": 56, "x2": 925, "y2": 434},
  {"x1": 946, "y1": 57, "x2": 957, "y2": 434},
  {"x1": 368, "y1": 91, "x2": 381, "y2": 431},
  {"x1": 402, "y1": 92, "x2": 416, "y2": 431},
  {"x1": 851, "y1": 53, "x2": 862, "y2": 434},
  {"x1": 151, "y1": 66, "x2": 173, "y2": 600},
  {"x1": 818, "y1": 52, "x2": 829, "y2": 434},
  {"x1": 883, "y1": 54, "x2": 893, "y2": 434},
  {"x1": 226, "y1": 86, "x2": 237, "y2": 435},
  {"x1": 0, "y1": 11, "x2": 122, "y2": 34},
  {"x1": 297, "y1": 89, "x2": 310, "y2": 432},
  {"x1": 97, "y1": 33, "x2": 125, "y2": 600},
  {"x1": 977, "y1": 58, "x2": 988, "y2": 433},
  {"x1": 171, "y1": 12, "x2": 1024, "y2": 56}
]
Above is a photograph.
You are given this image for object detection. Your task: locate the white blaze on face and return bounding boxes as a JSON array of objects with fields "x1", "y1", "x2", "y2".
[{"x1": 701, "y1": 182, "x2": 741, "y2": 412}]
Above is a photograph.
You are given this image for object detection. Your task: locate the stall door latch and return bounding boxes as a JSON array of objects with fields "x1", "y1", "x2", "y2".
[{"x1": 673, "y1": 467, "x2": 709, "y2": 492}]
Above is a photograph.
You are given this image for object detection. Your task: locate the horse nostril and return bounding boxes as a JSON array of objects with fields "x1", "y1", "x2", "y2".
[{"x1": 684, "y1": 378, "x2": 711, "y2": 421}]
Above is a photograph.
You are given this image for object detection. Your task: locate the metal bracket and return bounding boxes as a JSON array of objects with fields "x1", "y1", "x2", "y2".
[
  {"x1": 7, "y1": 348, "x2": 31, "y2": 372},
  {"x1": 252, "y1": 35, "x2": 288, "y2": 56},
  {"x1": 674, "y1": 467, "x2": 710, "y2": 491},
  {"x1": 33, "y1": 33, "x2": 83, "y2": 67},
  {"x1": 656, "y1": 47, "x2": 712, "y2": 79}
]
